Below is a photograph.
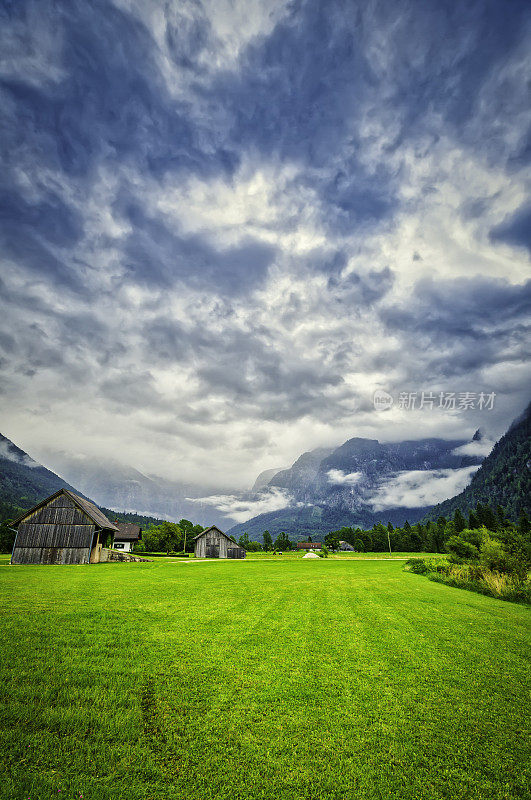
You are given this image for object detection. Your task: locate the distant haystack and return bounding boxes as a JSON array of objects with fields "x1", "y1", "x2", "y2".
[{"x1": 302, "y1": 551, "x2": 320, "y2": 559}]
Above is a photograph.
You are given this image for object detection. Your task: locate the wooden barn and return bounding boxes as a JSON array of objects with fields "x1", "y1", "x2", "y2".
[
  {"x1": 193, "y1": 526, "x2": 246, "y2": 559},
  {"x1": 10, "y1": 489, "x2": 118, "y2": 565}
]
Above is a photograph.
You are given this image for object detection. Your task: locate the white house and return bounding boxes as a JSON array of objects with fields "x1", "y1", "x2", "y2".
[{"x1": 113, "y1": 522, "x2": 142, "y2": 552}]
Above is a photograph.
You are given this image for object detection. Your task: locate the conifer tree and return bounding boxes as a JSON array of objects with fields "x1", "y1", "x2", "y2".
[
  {"x1": 468, "y1": 511, "x2": 479, "y2": 529},
  {"x1": 453, "y1": 509, "x2": 466, "y2": 533},
  {"x1": 518, "y1": 510, "x2": 530, "y2": 536},
  {"x1": 496, "y1": 505, "x2": 506, "y2": 528},
  {"x1": 481, "y1": 504, "x2": 498, "y2": 532}
]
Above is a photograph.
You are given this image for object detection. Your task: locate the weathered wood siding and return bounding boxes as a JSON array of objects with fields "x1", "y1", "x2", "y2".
[
  {"x1": 11, "y1": 493, "x2": 95, "y2": 565},
  {"x1": 194, "y1": 529, "x2": 246, "y2": 559},
  {"x1": 11, "y1": 547, "x2": 91, "y2": 565},
  {"x1": 195, "y1": 535, "x2": 206, "y2": 558}
]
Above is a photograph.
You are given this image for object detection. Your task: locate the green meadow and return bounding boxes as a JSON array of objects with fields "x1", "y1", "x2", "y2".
[{"x1": 0, "y1": 555, "x2": 529, "y2": 800}]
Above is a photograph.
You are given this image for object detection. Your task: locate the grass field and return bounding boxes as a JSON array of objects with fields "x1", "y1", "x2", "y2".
[{"x1": 0, "y1": 555, "x2": 529, "y2": 800}]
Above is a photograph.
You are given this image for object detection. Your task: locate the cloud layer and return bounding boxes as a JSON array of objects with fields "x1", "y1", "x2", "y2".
[
  {"x1": 0, "y1": 0, "x2": 530, "y2": 491},
  {"x1": 190, "y1": 487, "x2": 293, "y2": 524},
  {"x1": 327, "y1": 470, "x2": 363, "y2": 486},
  {"x1": 369, "y1": 467, "x2": 481, "y2": 512}
]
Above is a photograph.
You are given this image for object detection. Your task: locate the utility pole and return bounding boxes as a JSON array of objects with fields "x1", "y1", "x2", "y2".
[{"x1": 387, "y1": 527, "x2": 392, "y2": 555}]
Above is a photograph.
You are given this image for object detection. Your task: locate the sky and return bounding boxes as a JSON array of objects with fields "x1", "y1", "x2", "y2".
[{"x1": 0, "y1": 0, "x2": 530, "y2": 493}]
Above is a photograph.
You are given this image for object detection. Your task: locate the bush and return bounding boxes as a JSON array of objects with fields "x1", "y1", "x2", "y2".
[
  {"x1": 405, "y1": 558, "x2": 428, "y2": 574},
  {"x1": 459, "y1": 527, "x2": 487, "y2": 549},
  {"x1": 503, "y1": 583, "x2": 531, "y2": 604},
  {"x1": 446, "y1": 535, "x2": 479, "y2": 562},
  {"x1": 427, "y1": 563, "x2": 530, "y2": 604},
  {"x1": 480, "y1": 536, "x2": 514, "y2": 574},
  {"x1": 406, "y1": 550, "x2": 529, "y2": 605},
  {"x1": 496, "y1": 527, "x2": 531, "y2": 581},
  {"x1": 480, "y1": 569, "x2": 517, "y2": 596},
  {"x1": 405, "y1": 557, "x2": 449, "y2": 575},
  {"x1": 428, "y1": 572, "x2": 493, "y2": 598}
]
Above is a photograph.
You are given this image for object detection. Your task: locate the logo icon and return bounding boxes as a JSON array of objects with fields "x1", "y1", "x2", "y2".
[{"x1": 373, "y1": 390, "x2": 394, "y2": 412}]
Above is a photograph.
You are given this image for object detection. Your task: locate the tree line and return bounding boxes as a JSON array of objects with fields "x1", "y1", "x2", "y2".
[
  {"x1": 324, "y1": 503, "x2": 529, "y2": 554},
  {"x1": 134, "y1": 519, "x2": 205, "y2": 554},
  {"x1": 236, "y1": 530, "x2": 294, "y2": 551}
]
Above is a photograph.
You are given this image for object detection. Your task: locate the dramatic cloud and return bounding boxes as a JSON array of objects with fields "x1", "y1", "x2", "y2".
[
  {"x1": 190, "y1": 488, "x2": 294, "y2": 524},
  {"x1": 0, "y1": 0, "x2": 530, "y2": 497},
  {"x1": 369, "y1": 467, "x2": 480, "y2": 512}
]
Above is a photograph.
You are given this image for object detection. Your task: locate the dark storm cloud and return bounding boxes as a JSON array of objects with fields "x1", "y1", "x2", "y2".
[
  {"x1": 99, "y1": 369, "x2": 165, "y2": 410},
  {"x1": 0, "y1": 0, "x2": 530, "y2": 485},
  {"x1": 0, "y1": 0, "x2": 246, "y2": 296},
  {"x1": 383, "y1": 277, "x2": 531, "y2": 335},
  {"x1": 1, "y1": 0, "x2": 217, "y2": 179},
  {"x1": 490, "y1": 205, "x2": 531, "y2": 252},
  {"x1": 2, "y1": 0, "x2": 529, "y2": 299},
  {"x1": 0, "y1": 188, "x2": 82, "y2": 247},
  {"x1": 208, "y1": 0, "x2": 530, "y2": 228},
  {"x1": 119, "y1": 200, "x2": 277, "y2": 293},
  {"x1": 381, "y1": 276, "x2": 531, "y2": 377}
]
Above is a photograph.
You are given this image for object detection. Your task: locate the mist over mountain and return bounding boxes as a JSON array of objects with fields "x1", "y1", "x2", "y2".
[
  {"x1": 423, "y1": 402, "x2": 531, "y2": 523},
  {"x1": 0, "y1": 435, "x2": 227, "y2": 528},
  {"x1": 45, "y1": 454, "x2": 226, "y2": 527},
  {"x1": 0, "y1": 433, "x2": 81, "y2": 511},
  {"x1": 4, "y1": 401, "x2": 527, "y2": 543},
  {"x1": 252, "y1": 468, "x2": 285, "y2": 492},
  {"x1": 227, "y1": 431, "x2": 492, "y2": 540}
]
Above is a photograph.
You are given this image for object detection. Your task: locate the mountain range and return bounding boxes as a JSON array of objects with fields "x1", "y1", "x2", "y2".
[
  {"x1": 227, "y1": 432, "x2": 491, "y2": 540},
  {"x1": 42, "y1": 454, "x2": 227, "y2": 527},
  {"x1": 1, "y1": 401, "x2": 529, "y2": 538},
  {"x1": 0, "y1": 434, "x2": 225, "y2": 528}
]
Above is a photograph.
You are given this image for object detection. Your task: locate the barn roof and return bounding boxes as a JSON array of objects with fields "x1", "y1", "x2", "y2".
[
  {"x1": 114, "y1": 522, "x2": 142, "y2": 541},
  {"x1": 192, "y1": 525, "x2": 236, "y2": 542},
  {"x1": 11, "y1": 489, "x2": 119, "y2": 531}
]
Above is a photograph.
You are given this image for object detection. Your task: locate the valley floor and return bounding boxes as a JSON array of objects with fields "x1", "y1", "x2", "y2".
[{"x1": 0, "y1": 556, "x2": 529, "y2": 800}]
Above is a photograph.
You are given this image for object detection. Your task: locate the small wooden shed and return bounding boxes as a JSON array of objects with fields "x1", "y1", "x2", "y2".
[
  {"x1": 193, "y1": 526, "x2": 246, "y2": 559},
  {"x1": 339, "y1": 540, "x2": 355, "y2": 551},
  {"x1": 10, "y1": 488, "x2": 118, "y2": 565}
]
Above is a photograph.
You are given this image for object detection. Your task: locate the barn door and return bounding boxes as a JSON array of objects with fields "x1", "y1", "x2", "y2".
[{"x1": 206, "y1": 544, "x2": 219, "y2": 558}]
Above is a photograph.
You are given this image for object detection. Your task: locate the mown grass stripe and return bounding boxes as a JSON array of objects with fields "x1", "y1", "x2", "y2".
[{"x1": 0, "y1": 557, "x2": 529, "y2": 799}]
